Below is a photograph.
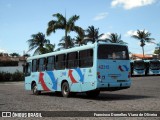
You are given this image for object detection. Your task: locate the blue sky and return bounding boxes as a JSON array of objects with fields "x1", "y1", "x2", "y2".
[{"x1": 0, "y1": 0, "x2": 160, "y2": 55}]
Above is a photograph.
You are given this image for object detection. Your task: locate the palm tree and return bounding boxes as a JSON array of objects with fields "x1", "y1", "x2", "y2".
[
  {"x1": 74, "y1": 31, "x2": 86, "y2": 46},
  {"x1": 45, "y1": 44, "x2": 55, "y2": 53},
  {"x1": 105, "y1": 33, "x2": 127, "y2": 44},
  {"x1": 85, "y1": 25, "x2": 103, "y2": 43},
  {"x1": 58, "y1": 36, "x2": 74, "y2": 50},
  {"x1": 131, "y1": 30, "x2": 155, "y2": 59},
  {"x1": 47, "y1": 13, "x2": 84, "y2": 49},
  {"x1": 27, "y1": 32, "x2": 50, "y2": 55}
]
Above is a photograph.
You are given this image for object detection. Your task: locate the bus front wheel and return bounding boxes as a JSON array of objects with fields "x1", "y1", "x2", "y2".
[
  {"x1": 61, "y1": 82, "x2": 70, "y2": 97},
  {"x1": 32, "y1": 83, "x2": 41, "y2": 95}
]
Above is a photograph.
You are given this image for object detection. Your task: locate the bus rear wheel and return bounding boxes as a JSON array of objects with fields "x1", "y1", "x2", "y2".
[
  {"x1": 86, "y1": 90, "x2": 100, "y2": 98},
  {"x1": 32, "y1": 83, "x2": 41, "y2": 95},
  {"x1": 61, "y1": 82, "x2": 70, "y2": 97}
]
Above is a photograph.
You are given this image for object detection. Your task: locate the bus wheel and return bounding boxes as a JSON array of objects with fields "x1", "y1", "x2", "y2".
[
  {"x1": 86, "y1": 90, "x2": 100, "y2": 98},
  {"x1": 32, "y1": 83, "x2": 41, "y2": 95},
  {"x1": 61, "y1": 82, "x2": 70, "y2": 97}
]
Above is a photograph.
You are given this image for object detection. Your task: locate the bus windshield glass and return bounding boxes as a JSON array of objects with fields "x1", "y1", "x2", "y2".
[
  {"x1": 150, "y1": 61, "x2": 160, "y2": 69},
  {"x1": 134, "y1": 61, "x2": 145, "y2": 69},
  {"x1": 98, "y1": 45, "x2": 129, "y2": 60}
]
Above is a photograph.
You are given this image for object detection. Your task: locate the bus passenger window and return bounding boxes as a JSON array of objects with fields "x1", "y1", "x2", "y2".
[
  {"x1": 79, "y1": 49, "x2": 93, "y2": 68},
  {"x1": 38, "y1": 58, "x2": 46, "y2": 71},
  {"x1": 67, "y1": 52, "x2": 78, "y2": 69},
  {"x1": 32, "y1": 59, "x2": 37, "y2": 72},
  {"x1": 55, "y1": 54, "x2": 66, "y2": 70},
  {"x1": 46, "y1": 56, "x2": 55, "y2": 71}
]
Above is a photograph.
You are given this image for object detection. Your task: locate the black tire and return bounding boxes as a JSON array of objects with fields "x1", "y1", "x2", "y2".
[
  {"x1": 61, "y1": 82, "x2": 70, "y2": 97},
  {"x1": 86, "y1": 90, "x2": 100, "y2": 98},
  {"x1": 32, "y1": 83, "x2": 41, "y2": 95}
]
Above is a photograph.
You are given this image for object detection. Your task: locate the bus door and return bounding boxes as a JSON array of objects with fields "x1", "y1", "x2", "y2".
[
  {"x1": 97, "y1": 45, "x2": 130, "y2": 85},
  {"x1": 24, "y1": 62, "x2": 32, "y2": 90}
]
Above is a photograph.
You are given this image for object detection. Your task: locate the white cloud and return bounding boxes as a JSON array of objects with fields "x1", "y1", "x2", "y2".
[
  {"x1": 0, "y1": 48, "x2": 7, "y2": 53},
  {"x1": 111, "y1": 0, "x2": 156, "y2": 10},
  {"x1": 125, "y1": 29, "x2": 148, "y2": 37},
  {"x1": 125, "y1": 30, "x2": 137, "y2": 37},
  {"x1": 99, "y1": 32, "x2": 111, "y2": 39},
  {"x1": 93, "y1": 12, "x2": 108, "y2": 21}
]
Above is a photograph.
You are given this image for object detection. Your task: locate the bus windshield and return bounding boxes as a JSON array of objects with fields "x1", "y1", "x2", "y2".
[
  {"x1": 98, "y1": 45, "x2": 129, "y2": 60},
  {"x1": 150, "y1": 61, "x2": 160, "y2": 69},
  {"x1": 134, "y1": 61, "x2": 145, "y2": 69}
]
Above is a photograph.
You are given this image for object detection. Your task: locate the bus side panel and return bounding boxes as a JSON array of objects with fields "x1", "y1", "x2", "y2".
[
  {"x1": 25, "y1": 72, "x2": 43, "y2": 91},
  {"x1": 53, "y1": 68, "x2": 97, "y2": 92},
  {"x1": 80, "y1": 68, "x2": 97, "y2": 92}
]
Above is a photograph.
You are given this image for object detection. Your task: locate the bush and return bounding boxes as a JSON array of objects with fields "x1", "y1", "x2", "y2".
[
  {"x1": 12, "y1": 71, "x2": 24, "y2": 81},
  {"x1": 0, "y1": 71, "x2": 24, "y2": 82}
]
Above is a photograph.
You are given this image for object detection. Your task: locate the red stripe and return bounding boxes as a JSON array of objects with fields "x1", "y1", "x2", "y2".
[
  {"x1": 68, "y1": 70, "x2": 77, "y2": 83},
  {"x1": 39, "y1": 72, "x2": 50, "y2": 91}
]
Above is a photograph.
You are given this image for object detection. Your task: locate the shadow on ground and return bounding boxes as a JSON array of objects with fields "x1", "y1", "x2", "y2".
[{"x1": 32, "y1": 91, "x2": 152, "y2": 101}]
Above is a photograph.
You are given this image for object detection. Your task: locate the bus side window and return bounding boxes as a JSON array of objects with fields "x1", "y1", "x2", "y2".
[
  {"x1": 25, "y1": 62, "x2": 31, "y2": 76},
  {"x1": 67, "y1": 52, "x2": 78, "y2": 69},
  {"x1": 38, "y1": 58, "x2": 46, "y2": 72},
  {"x1": 55, "y1": 54, "x2": 66, "y2": 70},
  {"x1": 46, "y1": 56, "x2": 55, "y2": 71},
  {"x1": 79, "y1": 49, "x2": 93, "y2": 68},
  {"x1": 32, "y1": 59, "x2": 37, "y2": 72}
]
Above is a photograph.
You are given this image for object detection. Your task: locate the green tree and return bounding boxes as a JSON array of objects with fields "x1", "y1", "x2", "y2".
[
  {"x1": 105, "y1": 33, "x2": 127, "y2": 44},
  {"x1": 10, "y1": 53, "x2": 20, "y2": 57},
  {"x1": 27, "y1": 32, "x2": 50, "y2": 55},
  {"x1": 131, "y1": 30, "x2": 155, "y2": 59},
  {"x1": 47, "y1": 13, "x2": 84, "y2": 49},
  {"x1": 23, "y1": 54, "x2": 30, "y2": 57},
  {"x1": 154, "y1": 49, "x2": 160, "y2": 54},
  {"x1": 85, "y1": 25, "x2": 103, "y2": 43},
  {"x1": 45, "y1": 44, "x2": 55, "y2": 53},
  {"x1": 74, "y1": 32, "x2": 86, "y2": 46},
  {"x1": 154, "y1": 42, "x2": 160, "y2": 55},
  {"x1": 58, "y1": 36, "x2": 74, "y2": 50}
]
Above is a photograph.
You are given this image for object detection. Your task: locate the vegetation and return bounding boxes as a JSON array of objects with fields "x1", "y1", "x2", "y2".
[
  {"x1": 131, "y1": 30, "x2": 155, "y2": 59},
  {"x1": 9, "y1": 53, "x2": 20, "y2": 57},
  {"x1": 25, "y1": 12, "x2": 158, "y2": 57},
  {"x1": 85, "y1": 25, "x2": 103, "y2": 43},
  {"x1": 154, "y1": 49, "x2": 160, "y2": 55},
  {"x1": 47, "y1": 13, "x2": 84, "y2": 49},
  {"x1": 105, "y1": 33, "x2": 127, "y2": 44},
  {"x1": 27, "y1": 32, "x2": 52, "y2": 55},
  {"x1": 0, "y1": 71, "x2": 24, "y2": 82},
  {"x1": 23, "y1": 54, "x2": 30, "y2": 57},
  {"x1": 58, "y1": 36, "x2": 74, "y2": 50}
]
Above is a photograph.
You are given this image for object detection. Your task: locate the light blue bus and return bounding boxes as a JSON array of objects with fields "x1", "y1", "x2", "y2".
[
  {"x1": 145, "y1": 60, "x2": 160, "y2": 75},
  {"x1": 24, "y1": 42, "x2": 131, "y2": 97}
]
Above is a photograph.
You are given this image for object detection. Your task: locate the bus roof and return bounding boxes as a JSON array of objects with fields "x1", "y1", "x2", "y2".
[{"x1": 27, "y1": 42, "x2": 128, "y2": 61}]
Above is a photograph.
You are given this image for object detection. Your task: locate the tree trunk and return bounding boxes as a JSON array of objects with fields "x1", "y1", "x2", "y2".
[
  {"x1": 65, "y1": 30, "x2": 68, "y2": 49},
  {"x1": 142, "y1": 46, "x2": 145, "y2": 60}
]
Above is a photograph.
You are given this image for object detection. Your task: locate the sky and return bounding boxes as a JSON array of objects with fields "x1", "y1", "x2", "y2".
[{"x1": 0, "y1": 0, "x2": 160, "y2": 56}]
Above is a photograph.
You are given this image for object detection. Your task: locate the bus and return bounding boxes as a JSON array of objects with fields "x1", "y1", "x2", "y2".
[
  {"x1": 130, "y1": 60, "x2": 146, "y2": 76},
  {"x1": 145, "y1": 60, "x2": 160, "y2": 75},
  {"x1": 24, "y1": 42, "x2": 131, "y2": 97}
]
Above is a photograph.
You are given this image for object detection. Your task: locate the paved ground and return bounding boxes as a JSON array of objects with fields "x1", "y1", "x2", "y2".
[{"x1": 0, "y1": 76, "x2": 160, "y2": 120}]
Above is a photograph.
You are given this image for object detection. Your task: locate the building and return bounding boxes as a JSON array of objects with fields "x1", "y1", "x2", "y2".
[{"x1": 0, "y1": 53, "x2": 26, "y2": 73}]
